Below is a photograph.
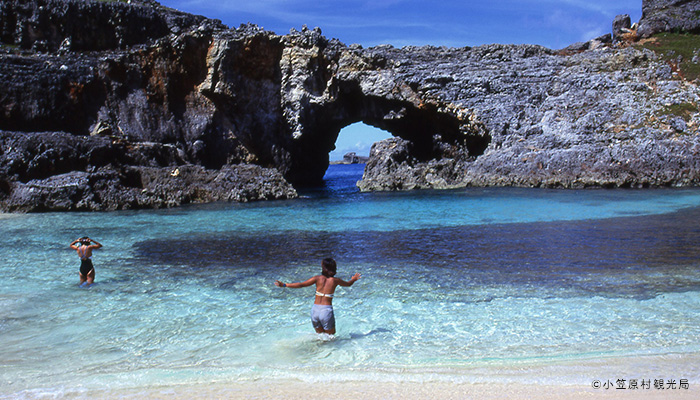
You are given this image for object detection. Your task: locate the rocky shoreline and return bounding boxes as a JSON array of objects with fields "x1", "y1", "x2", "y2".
[{"x1": 1, "y1": 0, "x2": 700, "y2": 211}]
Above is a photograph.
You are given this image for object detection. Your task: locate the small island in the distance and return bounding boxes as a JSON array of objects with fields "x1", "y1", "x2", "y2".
[{"x1": 330, "y1": 152, "x2": 370, "y2": 165}]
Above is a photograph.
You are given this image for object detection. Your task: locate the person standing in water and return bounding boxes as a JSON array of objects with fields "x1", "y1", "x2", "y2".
[
  {"x1": 70, "y1": 236, "x2": 102, "y2": 286},
  {"x1": 275, "y1": 258, "x2": 361, "y2": 335}
]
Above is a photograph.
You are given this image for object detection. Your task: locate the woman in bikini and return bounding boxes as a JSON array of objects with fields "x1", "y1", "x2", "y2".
[
  {"x1": 275, "y1": 258, "x2": 361, "y2": 335},
  {"x1": 70, "y1": 236, "x2": 103, "y2": 286}
]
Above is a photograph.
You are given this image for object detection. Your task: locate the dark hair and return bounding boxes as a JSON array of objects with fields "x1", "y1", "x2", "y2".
[
  {"x1": 79, "y1": 236, "x2": 90, "y2": 244},
  {"x1": 321, "y1": 258, "x2": 337, "y2": 277}
]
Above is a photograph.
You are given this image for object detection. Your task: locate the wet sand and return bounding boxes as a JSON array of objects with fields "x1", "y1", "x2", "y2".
[
  {"x1": 55, "y1": 353, "x2": 700, "y2": 399},
  {"x1": 7, "y1": 352, "x2": 700, "y2": 398},
  {"x1": 66, "y1": 381, "x2": 700, "y2": 400}
]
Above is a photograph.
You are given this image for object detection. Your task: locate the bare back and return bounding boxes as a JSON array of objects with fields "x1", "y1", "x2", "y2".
[
  {"x1": 72, "y1": 244, "x2": 98, "y2": 260},
  {"x1": 70, "y1": 238, "x2": 102, "y2": 261},
  {"x1": 314, "y1": 276, "x2": 338, "y2": 305}
]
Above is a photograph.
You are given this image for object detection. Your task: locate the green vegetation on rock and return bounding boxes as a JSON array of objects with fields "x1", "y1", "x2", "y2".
[
  {"x1": 663, "y1": 102, "x2": 698, "y2": 122},
  {"x1": 636, "y1": 33, "x2": 700, "y2": 81}
]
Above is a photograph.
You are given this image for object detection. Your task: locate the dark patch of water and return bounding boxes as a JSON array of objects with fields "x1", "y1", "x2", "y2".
[{"x1": 133, "y1": 206, "x2": 700, "y2": 299}]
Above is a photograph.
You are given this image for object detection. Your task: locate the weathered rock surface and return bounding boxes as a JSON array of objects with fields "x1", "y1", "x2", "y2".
[
  {"x1": 1, "y1": 0, "x2": 700, "y2": 211},
  {"x1": 613, "y1": 14, "x2": 632, "y2": 44},
  {"x1": 0, "y1": 0, "x2": 298, "y2": 210},
  {"x1": 638, "y1": 0, "x2": 700, "y2": 38},
  {"x1": 0, "y1": 131, "x2": 296, "y2": 211},
  {"x1": 358, "y1": 43, "x2": 700, "y2": 190},
  {"x1": 0, "y1": 0, "x2": 213, "y2": 52}
]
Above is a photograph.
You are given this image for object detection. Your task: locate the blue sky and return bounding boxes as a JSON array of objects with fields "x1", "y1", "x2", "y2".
[{"x1": 159, "y1": 0, "x2": 643, "y2": 159}]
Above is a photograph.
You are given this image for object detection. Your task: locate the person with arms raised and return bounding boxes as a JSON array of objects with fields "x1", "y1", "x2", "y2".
[
  {"x1": 70, "y1": 236, "x2": 102, "y2": 287},
  {"x1": 275, "y1": 258, "x2": 361, "y2": 335}
]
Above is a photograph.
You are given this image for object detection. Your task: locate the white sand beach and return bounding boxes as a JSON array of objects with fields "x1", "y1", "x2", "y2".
[
  {"x1": 43, "y1": 353, "x2": 700, "y2": 400},
  {"x1": 64, "y1": 380, "x2": 700, "y2": 400}
]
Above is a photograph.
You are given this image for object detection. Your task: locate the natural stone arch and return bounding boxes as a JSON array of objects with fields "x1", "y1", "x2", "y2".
[
  {"x1": 6, "y1": 0, "x2": 700, "y2": 213},
  {"x1": 270, "y1": 31, "x2": 492, "y2": 188},
  {"x1": 283, "y1": 81, "x2": 491, "y2": 186}
]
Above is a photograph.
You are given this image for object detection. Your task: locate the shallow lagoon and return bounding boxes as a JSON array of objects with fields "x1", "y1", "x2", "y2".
[{"x1": 1, "y1": 164, "x2": 700, "y2": 397}]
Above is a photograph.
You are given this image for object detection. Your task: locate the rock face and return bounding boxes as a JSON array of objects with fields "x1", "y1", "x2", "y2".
[
  {"x1": 359, "y1": 43, "x2": 700, "y2": 190},
  {"x1": 0, "y1": 0, "x2": 298, "y2": 211},
  {"x1": 0, "y1": 131, "x2": 296, "y2": 211},
  {"x1": 612, "y1": 14, "x2": 632, "y2": 43},
  {"x1": 0, "y1": 0, "x2": 207, "y2": 52},
  {"x1": 1, "y1": 0, "x2": 700, "y2": 211},
  {"x1": 638, "y1": 0, "x2": 700, "y2": 38}
]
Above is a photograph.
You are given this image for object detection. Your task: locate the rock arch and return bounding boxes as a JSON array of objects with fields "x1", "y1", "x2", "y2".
[
  {"x1": 6, "y1": 0, "x2": 700, "y2": 212},
  {"x1": 280, "y1": 60, "x2": 491, "y2": 186}
]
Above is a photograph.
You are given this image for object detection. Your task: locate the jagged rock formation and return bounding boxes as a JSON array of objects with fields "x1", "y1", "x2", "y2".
[
  {"x1": 358, "y1": 42, "x2": 700, "y2": 190},
  {"x1": 638, "y1": 0, "x2": 700, "y2": 38},
  {"x1": 612, "y1": 14, "x2": 633, "y2": 44},
  {"x1": 0, "y1": 131, "x2": 296, "y2": 211},
  {"x1": 1, "y1": 0, "x2": 700, "y2": 211},
  {"x1": 0, "y1": 0, "x2": 298, "y2": 211}
]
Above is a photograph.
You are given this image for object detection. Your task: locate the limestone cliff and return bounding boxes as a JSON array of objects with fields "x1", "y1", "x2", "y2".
[
  {"x1": 638, "y1": 0, "x2": 700, "y2": 38},
  {"x1": 1, "y1": 0, "x2": 700, "y2": 211}
]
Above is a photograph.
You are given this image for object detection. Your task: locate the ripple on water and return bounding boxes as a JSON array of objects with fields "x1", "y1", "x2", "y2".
[{"x1": 2, "y1": 180, "x2": 700, "y2": 392}]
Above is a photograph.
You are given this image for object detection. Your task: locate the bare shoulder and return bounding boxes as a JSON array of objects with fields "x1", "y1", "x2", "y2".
[{"x1": 302, "y1": 275, "x2": 320, "y2": 285}]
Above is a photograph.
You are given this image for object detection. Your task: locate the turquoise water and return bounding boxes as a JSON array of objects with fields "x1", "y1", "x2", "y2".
[{"x1": 2, "y1": 164, "x2": 700, "y2": 396}]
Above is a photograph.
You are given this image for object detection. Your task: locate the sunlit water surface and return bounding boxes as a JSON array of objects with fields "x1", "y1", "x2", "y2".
[{"x1": 2, "y1": 164, "x2": 700, "y2": 396}]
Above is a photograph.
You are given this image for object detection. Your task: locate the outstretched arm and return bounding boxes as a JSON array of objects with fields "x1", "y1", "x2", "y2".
[
  {"x1": 275, "y1": 276, "x2": 317, "y2": 288},
  {"x1": 336, "y1": 273, "x2": 361, "y2": 287}
]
